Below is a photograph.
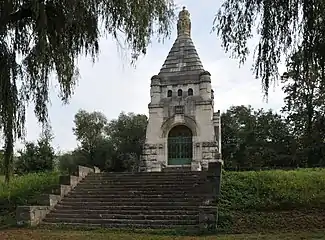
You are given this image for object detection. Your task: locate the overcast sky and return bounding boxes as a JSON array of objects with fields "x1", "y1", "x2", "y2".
[{"x1": 16, "y1": 0, "x2": 286, "y2": 152}]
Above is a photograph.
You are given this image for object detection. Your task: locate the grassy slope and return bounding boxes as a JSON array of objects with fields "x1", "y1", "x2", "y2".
[
  {"x1": 0, "y1": 172, "x2": 60, "y2": 227},
  {"x1": 219, "y1": 168, "x2": 325, "y2": 233}
]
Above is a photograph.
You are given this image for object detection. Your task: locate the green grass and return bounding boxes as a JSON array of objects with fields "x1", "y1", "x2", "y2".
[
  {"x1": 0, "y1": 171, "x2": 60, "y2": 206},
  {"x1": 218, "y1": 168, "x2": 325, "y2": 233},
  {"x1": 0, "y1": 171, "x2": 60, "y2": 228},
  {"x1": 221, "y1": 168, "x2": 325, "y2": 211},
  {"x1": 1, "y1": 229, "x2": 325, "y2": 239}
]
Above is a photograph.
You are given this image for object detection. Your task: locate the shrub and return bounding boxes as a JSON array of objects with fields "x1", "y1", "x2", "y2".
[
  {"x1": 0, "y1": 171, "x2": 60, "y2": 213},
  {"x1": 220, "y1": 168, "x2": 325, "y2": 211}
]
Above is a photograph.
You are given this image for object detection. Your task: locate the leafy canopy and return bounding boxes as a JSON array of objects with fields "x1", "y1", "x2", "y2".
[
  {"x1": 70, "y1": 110, "x2": 147, "y2": 172},
  {"x1": 0, "y1": 0, "x2": 175, "y2": 182},
  {"x1": 214, "y1": 0, "x2": 325, "y2": 96}
]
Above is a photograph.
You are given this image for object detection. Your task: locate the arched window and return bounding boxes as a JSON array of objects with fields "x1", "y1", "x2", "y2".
[
  {"x1": 188, "y1": 88, "x2": 193, "y2": 96},
  {"x1": 167, "y1": 90, "x2": 172, "y2": 97},
  {"x1": 177, "y1": 89, "x2": 183, "y2": 96}
]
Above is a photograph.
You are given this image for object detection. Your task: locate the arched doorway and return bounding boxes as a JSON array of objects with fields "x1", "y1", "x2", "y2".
[{"x1": 167, "y1": 125, "x2": 193, "y2": 165}]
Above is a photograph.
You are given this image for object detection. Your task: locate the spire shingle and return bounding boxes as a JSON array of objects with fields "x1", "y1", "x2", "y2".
[{"x1": 158, "y1": 7, "x2": 204, "y2": 77}]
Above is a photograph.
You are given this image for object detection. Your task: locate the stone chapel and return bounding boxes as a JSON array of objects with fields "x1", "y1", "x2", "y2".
[{"x1": 140, "y1": 7, "x2": 222, "y2": 172}]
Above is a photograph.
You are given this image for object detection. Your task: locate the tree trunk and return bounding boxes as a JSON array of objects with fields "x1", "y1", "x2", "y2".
[{"x1": 4, "y1": 132, "x2": 13, "y2": 184}]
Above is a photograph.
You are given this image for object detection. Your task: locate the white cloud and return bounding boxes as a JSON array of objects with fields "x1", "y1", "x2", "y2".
[{"x1": 16, "y1": 0, "x2": 286, "y2": 152}]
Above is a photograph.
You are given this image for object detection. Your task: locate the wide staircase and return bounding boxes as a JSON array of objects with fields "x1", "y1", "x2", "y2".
[{"x1": 42, "y1": 166, "x2": 221, "y2": 230}]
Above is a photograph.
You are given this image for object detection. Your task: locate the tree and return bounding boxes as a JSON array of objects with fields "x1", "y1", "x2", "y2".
[
  {"x1": 0, "y1": 149, "x2": 4, "y2": 175},
  {"x1": 221, "y1": 105, "x2": 257, "y2": 169},
  {"x1": 221, "y1": 105, "x2": 295, "y2": 170},
  {"x1": 73, "y1": 109, "x2": 108, "y2": 164},
  {"x1": 281, "y1": 50, "x2": 325, "y2": 167},
  {"x1": 69, "y1": 110, "x2": 147, "y2": 172},
  {"x1": 0, "y1": 0, "x2": 175, "y2": 183},
  {"x1": 254, "y1": 108, "x2": 295, "y2": 168},
  {"x1": 15, "y1": 128, "x2": 55, "y2": 174},
  {"x1": 58, "y1": 149, "x2": 88, "y2": 174},
  {"x1": 106, "y1": 112, "x2": 147, "y2": 171},
  {"x1": 214, "y1": 1, "x2": 325, "y2": 97}
]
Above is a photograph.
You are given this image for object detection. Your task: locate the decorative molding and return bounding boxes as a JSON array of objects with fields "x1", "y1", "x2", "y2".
[{"x1": 202, "y1": 141, "x2": 217, "y2": 147}]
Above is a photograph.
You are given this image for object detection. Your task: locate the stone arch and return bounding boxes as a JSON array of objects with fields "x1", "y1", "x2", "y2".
[
  {"x1": 177, "y1": 89, "x2": 183, "y2": 96},
  {"x1": 160, "y1": 115, "x2": 198, "y2": 138}
]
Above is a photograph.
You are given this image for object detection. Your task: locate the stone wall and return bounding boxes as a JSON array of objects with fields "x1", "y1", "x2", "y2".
[
  {"x1": 198, "y1": 160, "x2": 223, "y2": 232},
  {"x1": 16, "y1": 165, "x2": 96, "y2": 227},
  {"x1": 140, "y1": 139, "x2": 222, "y2": 172}
]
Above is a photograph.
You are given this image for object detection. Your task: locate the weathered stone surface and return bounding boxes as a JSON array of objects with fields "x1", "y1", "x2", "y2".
[
  {"x1": 202, "y1": 141, "x2": 217, "y2": 147},
  {"x1": 78, "y1": 165, "x2": 94, "y2": 178},
  {"x1": 198, "y1": 205, "x2": 218, "y2": 232},
  {"x1": 94, "y1": 166, "x2": 101, "y2": 173},
  {"x1": 191, "y1": 160, "x2": 202, "y2": 171},
  {"x1": 16, "y1": 165, "x2": 94, "y2": 227},
  {"x1": 147, "y1": 162, "x2": 162, "y2": 172},
  {"x1": 16, "y1": 206, "x2": 50, "y2": 226},
  {"x1": 38, "y1": 194, "x2": 61, "y2": 206},
  {"x1": 60, "y1": 175, "x2": 79, "y2": 187},
  {"x1": 60, "y1": 185, "x2": 72, "y2": 197}
]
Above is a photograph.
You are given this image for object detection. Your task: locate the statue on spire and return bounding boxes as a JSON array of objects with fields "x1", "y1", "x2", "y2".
[{"x1": 177, "y1": 6, "x2": 191, "y2": 37}]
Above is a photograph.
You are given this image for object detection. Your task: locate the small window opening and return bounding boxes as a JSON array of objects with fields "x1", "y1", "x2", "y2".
[
  {"x1": 167, "y1": 90, "x2": 172, "y2": 97},
  {"x1": 188, "y1": 88, "x2": 193, "y2": 96},
  {"x1": 177, "y1": 89, "x2": 183, "y2": 96}
]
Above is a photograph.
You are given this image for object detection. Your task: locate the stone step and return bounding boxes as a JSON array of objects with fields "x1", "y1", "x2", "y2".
[
  {"x1": 84, "y1": 177, "x2": 204, "y2": 181},
  {"x1": 47, "y1": 209, "x2": 199, "y2": 215},
  {"x1": 41, "y1": 222, "x2": 198, "y2": 230},
  {"x1": 54, "y1": 204, "x2": 199, "y2": 211},
  {"x1": 73, "y1": 185, "x2": 203, "y2": 190},
  {"x1": 80, "y1": 181, "x2": 204, "y2": 186},
  {"x1": 162, "y1": 167, "x2": 192, "y2": 172},
  {"x1": 80, "y1": 180, "x2": 205, "y2": 185},
  {"x1": 66, "y1": 193, "x2": 210, "y2": 199},
  {"x1": 74, "y1": 184, "x2": 203, "y2": 190},
  {"x1": 61, "y1": 197, "x2": 203, "y2": 204},
  {"x1": 72, "y1": 189, "x2": 209, "y2": 195},
  {"x1": 58, "y1": 200, "x2": 199, "y2": 207},
  {"x1": 42, "y1": 217, "x2": 198, "y2": 225},
  {"x1": 91, "y1": 172, "x2": 201, "y2": 177},
  {"x1": 46, "y1": 212, "x2": 198, "y2": 220},
  {"x1": 84, "y1": 175, "x2": 204, "y2": 179},
  {"x1": 78, "y1": 183, "x2": 205, "y2": 187}
]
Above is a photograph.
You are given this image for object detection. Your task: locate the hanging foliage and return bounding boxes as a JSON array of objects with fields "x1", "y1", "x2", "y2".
[
  {"x1": 214, "y1": 0, "x2": 325, "y2": 96},
  {"x1": 0, "y1": 0, "x2": 175, "y2": 183}
]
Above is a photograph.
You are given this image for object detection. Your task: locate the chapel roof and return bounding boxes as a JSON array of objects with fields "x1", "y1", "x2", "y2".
[{"x1": 158, "y1": 7, "x2": 204, "y2": 78}]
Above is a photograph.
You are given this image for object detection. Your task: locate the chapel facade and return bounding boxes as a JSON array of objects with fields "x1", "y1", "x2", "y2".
[{"x1": 140, "y1": 7, "x2": 222, "y2": 172}]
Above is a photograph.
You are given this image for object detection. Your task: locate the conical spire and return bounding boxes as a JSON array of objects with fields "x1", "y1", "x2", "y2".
[{"x1": 158, "y1": 7, "x2": 204, "y2": 78}]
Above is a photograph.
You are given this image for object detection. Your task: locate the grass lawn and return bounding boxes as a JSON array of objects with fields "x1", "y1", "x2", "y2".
[{"x1": 0, "y1": 229, "x2": 325, "y2": 240}]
